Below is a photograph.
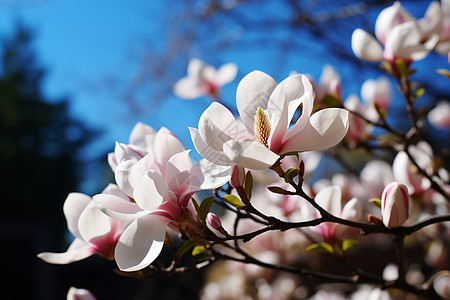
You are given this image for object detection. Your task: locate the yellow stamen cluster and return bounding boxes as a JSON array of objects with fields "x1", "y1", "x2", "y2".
[{"x1": 254, "y1": 107, "x2": 271, "y2": 148}]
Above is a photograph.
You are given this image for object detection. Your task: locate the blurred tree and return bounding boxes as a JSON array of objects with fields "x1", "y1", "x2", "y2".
[{"x1": 0, "y1": 25, "x2": 94, "y2": 228}]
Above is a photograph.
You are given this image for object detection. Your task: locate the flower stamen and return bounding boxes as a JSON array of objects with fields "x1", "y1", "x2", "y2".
[{"x1": 254, "y1": 107, "x2": 271, "y2": 148}]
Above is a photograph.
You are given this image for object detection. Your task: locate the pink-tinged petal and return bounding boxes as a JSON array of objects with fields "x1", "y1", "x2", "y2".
[
  {"x1": 418, "y1": 1, "x2": 444, "y2": 38},
  {"x1": 267, "y1": 85, "x2": 288, "y2": 152},
  {"x1": 315, "y1": 185, "x2": 342, "y2": 216},
  {"x1": 173, "y1": 77, "x2": 204, "y2": 99},
  {"x1": 63, "y1": 193, "x2": 92, "y2": 239},
  {"x1": 223, "y1": 139, "x2": 280, "y2": 170},
  {"x1": 37, "y1": 239, "x2": 93, "y2": 264},
  {"x1": 281, "y1": 75, "x2": 316, "y2": 143},
  {"x1": 133, "y1": 170, "x2": 172, "y2": 210},
  {"x1": 375, "y1": 2, "x2": 415, "y2": 44},
  {"x1": 190, "y1": 159, "x2": 232, "y2": 190},
  {"x1": 281, "y1": 108, "x2": 349, "y2": 154},
  {"x1": 198, "y1": 102, "x2": 241, "y2": 152},
  {"x1": 101, "y1": 184, "x2": 129, "y2": 199},
  {"x1": 189, "y1": 127, "x2": 234, "y2": 166},
  {"x1": 216, "y1": 63, "x2": 238, "y2": 85},
  {"x1": 381, "y1": 182, "x2": 410, "y2": 228},
  {"x1": 166, "y1": 150, "x2": 193, "y2": 197},
  {"x1": 236, "y1": 71, "x2": 278, "y2": 133},
  {"x1": 153, "y1": 127, "x2": 185, "y2": 172},
  {"x1": 361, "y1": 77, "x2": 392, "y2": 109},
  {"x1": 385, "y1": 22, "x2": 437, "y2": 61},
  {"x1": 108, "y1": 152, "x2": 117, "y2": 172},
  {"x1": 67, "y1": 287, "x2": 97, "y2": 300},
  {"x1": 114, "y1": 214, "x2": 169, "y2": 272},
  {"x1": 115, "y1": 159, "x2": 137, "y2": 197},
  {"x1": 128, "y1": 122, "x2": 156, "y2": 150},
  {"x1": 78, "y1": 202, "x2": 111, "y2": 242},
  {"x1": 127, "y1": 152, "x2": 159, "y2": 190},
  {"x1": 351, "y1": 29, "x2": 384, "y2": 62},
  {"x1": 93, "y1": 193, "x2": 140, "y2": 215},
  {"x1": 114, "y1": 142, "x2": 145, "y2": 164}
]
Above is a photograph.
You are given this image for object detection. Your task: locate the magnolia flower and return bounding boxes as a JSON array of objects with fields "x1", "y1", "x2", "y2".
[
  {"x1": 361, "y1": 76, "x2": 392, "y2": 110},
  {"x1": 433, "y1": 273, "x2": 450, "y2": 299},
  {"x1": 393, "y1": 141, "x2": 434, "y2": 195},
  {"x1": 190, "y1": 71, "x2": 349, "y2": 170},
  {"x1": 419, "y1": 1, "x2": 450, "y2": 55},
  {"x1": 309, "y1": 185, "x2": 364, "y2": 243},
  {"x1": 343, "y1": 95, "x2": 375, "y2": 142},
  {"x1": 174, "y1": 58, "x2": 237, "y2": 100},
  {"x1": 318, "y1": 65, "x2": 341, "y2": 98},
  {"x1": 38, "y1": 184, "x2": 134, "y2": 264},
  {"x1": 428, "y1": 101, "x2": 450, "y2": 129},
  {"x1": 99, "y1": 128, "x2": 231, "y2": 272},
  {"x1": 381, "y1": 182, "x2": 410, "y2": 228},
  {"x1": 67, "y1": 287, "x2": 97, "y2": 300},
  {"x1": 351, "y1": 2, "x2": 438, "y2": 63}
]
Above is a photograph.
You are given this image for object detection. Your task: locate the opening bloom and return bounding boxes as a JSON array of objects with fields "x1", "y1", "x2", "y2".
[{"x1": 190, "y1": 71, "x2": 349, "y2": 170}]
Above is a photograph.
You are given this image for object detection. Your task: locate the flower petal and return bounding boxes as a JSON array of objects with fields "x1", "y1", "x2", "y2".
[
  {"x1": 315, "y1": 185, "x2": 342, "y2": 216},
  {"x1": 37, "y1": 239, "x2": 93, "y2": 264},
  {"x1": 128, "y1": 122, "x2": 156, "y2": 150},
  {"x1": 78, "y1": 201, "x2": 112, "y2": 242},
  {"x1": 217, "y1": 63, "x2": 238, "y2": 85},
  {"x1": 133, "y1": 170, "x2": 172, "y2": 210},
  {"x1": 63, "y1": 193, "x2": 92, "y2": 239},
  {"x1": 190, "y1": 159, "x2": 232, "y2": 190},
  {"x1": 236, "y1": 71, "x2": 277, "y2": 133},
  {"x1": 351, "y1": 29, "x2": 384, "y2": 62},
  {"x1": 114, "y1": 214, "x2": 168, "y2": 272},
  {"x1": 281, "y1": 108, "x2": 349, "y2": 154},
  {"x1": 223, "y1": 139, "x2": 279, "y2": 170},
  {"x1": 189, "y1": 127, "x2": 234, "y2": 166},
  {"x1": 198, "y1": 102, "x2": 242, "y2": 152},
  {"x1": 173, "y1": 77, "x2": 204, "y2": 99},
  {"x1": 153, "y1": 127, "x2": 185, "y2": 172}
]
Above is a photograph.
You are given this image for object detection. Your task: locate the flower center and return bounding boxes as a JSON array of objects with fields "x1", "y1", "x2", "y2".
[{"x1": 254, "y1": 107, "x2": 271, "y2": 148}]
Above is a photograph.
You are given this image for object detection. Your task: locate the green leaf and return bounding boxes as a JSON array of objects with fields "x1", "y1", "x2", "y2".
[
  {"x1": 222, "y1": 195, "x2": 244, "y2": 208},
  {"x1": 306, "y1": 242, "x2": 334, "y2": 254},
  {"x1": 192, "y1": 245, "x2": 206, "y2": 256},
  {"x1": 198, "y1": 196, "x2": 215, "y2": 222},
  {"x1": 284, "y1": 168, "x2": 299, "y2": 183},
  {"x1": 368, "y1": 198, "x2": 382, "y2": 209},
  {"x1": 342, "y1": 239, "x2": 359, "y2": 251},
  {"x1": 414, "y1": 88, "x2": 425, "y2": 99},
  {"x1": 176, "y1": 241, "x2": 196, "y2": 258},
  {"x1": 244, "y1": 171, "x2": 253, "y2": 200},
  {"x1": 436, "y1": 68, "x2": 450, "y2": 78},
  {"x1": 267, "y1": 186, "x2": 289, "y2": 195}
]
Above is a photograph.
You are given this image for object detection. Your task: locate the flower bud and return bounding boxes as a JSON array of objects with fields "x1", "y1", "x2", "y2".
[
  {"x1": 433, "y1": 274, "x2": 450, "y2": 299},
  {"x1": 381, "y1": 182, "x2": 410, "y2": 228},
  {"x1": 230, "y1": 165, "x2": 245, "y2": 188},
  {"x1": 206, "y1": 212, "x2": 229, "y2": 237}
]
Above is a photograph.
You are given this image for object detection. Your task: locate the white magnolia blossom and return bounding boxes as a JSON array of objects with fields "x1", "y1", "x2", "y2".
[
  {"x1": 381, "y1": 182, "x2": 410, "y2": 228},
  {"x1": 99, "y1": 125, "x2": 231, "y2": 271},
  {"x1": 190, "y1": 71, "x2": 349, "y2": 170},
  {"x1": 361, "y1": 76, "x2": 392, "y2": 109},
  {"x1": 174, "y1": 58, "x2": 237, "y2": 99},
  {"x1": 351, "y1": 2, "x2": 438, "y2": 63},
  {"x1": 428, "y1": 100, "x2": 450, "y2": 129},
  {"x1": 67, "y1": 287, "x2": 97, "y2": 300},
  {"x1": 38, "y1": 184, "x2": 134, "y2": 264}
]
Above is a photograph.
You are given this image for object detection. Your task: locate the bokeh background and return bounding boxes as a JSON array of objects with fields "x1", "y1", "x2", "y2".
[{"x1": 1, "y1": 0, "x2": 448, "y2": 299}]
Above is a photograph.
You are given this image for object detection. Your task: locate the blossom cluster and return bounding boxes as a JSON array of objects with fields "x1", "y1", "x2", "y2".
[{"x1": 38, "y1": 1, "x2": 450, "y2": 299}]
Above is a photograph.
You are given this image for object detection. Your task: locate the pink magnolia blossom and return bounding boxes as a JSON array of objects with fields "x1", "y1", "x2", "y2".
[
  {"x1": 309, "y1": 186, "x2": 364, "y2": 243},
  {"x1": 428, "y1": 101, "x2": 450, "y2": 129},
  {"x1": 318, "y1": 65, "x2": 341, "y2": 98},
  {"x1": 419, "y1": 1, "x2": 450, "y2": 56},
  {"x1": 361, "y1": 76, "x2": 392, "y2": 110},
  {"x1": 174, "y1": 58, "x2": 237, "y2": 100},
  {"x1": 343, "y1": 95, "x2": 375, "y2": 142},
  {"x1": 67, "y1": 287, "x2": 97, "y2": 300},
  {"x1": 190, "y1": 71, "x2": 349, "y2": 170},
  {"x1": 38, "y1": 184, "x2": 135, "y2": 264},
  {"x1": 381, "y1": 182, "x2": 410, "y2": 228},
  {"x1": 99, "y1": 127, "x2": 231, "y2": 272},
  {"x1": 351, "y1": 2, "x2": 438, "y2": 63}
]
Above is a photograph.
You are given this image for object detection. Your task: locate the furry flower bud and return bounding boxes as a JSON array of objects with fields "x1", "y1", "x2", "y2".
[{"x1": 381, "y1": 182, "x2": 410, "y2": 228}]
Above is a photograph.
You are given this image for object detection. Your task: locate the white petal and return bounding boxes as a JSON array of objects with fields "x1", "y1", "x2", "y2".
[
  {"x1": 281, "y1": 108, "x2": 349, "y2": 154},
  {"x1": 375, "y1": 2, "x2": 415, "y2": 44},
  {"x1": 37, "y1": 239, "x2": 93, "y2": 264},
  {"x1": 189, "y1": 127, "x2": 234, "y2": 166},
  {"x1": 198, "y1": 102, "x2": 241, "y2": 152},
  {"x1": 281, "y1": 75, "x2": 316, "y2": 143},
  {"x1": 351, "y1": 29, "x2": 384, "y2": 62},
  {"x1": 217, "y1": 63, "x2": 238, "y2": 85},
  {"x1": 187, "y1": 58, "x2": 204, "y2": 77},
  {"x1": 190, "y1": 159, "x2": 232, "y2": 190},
  {"x1": 128, "y1": 122, "x2": 156, "y2": 150},
  {"x1": 115, "y1": 159, "x2": 137, "y2": 197},
  {"x1": 128, "y1": 152, "x2": 158, "y2": 190},
  {"x1": 315, "y1": 185, "x2": 342, "y2": 216},
  {"x1": 236, "y1": 71, "x2": 278, "y2": 133},
  {"x1": 133, "y1": 170, "x2": 171, "y2": 210},
  {"x1": 63, "y1": 193, "x2": 92, "y2": 239},
  {"x1": 154, "y1": 127, "x2": 185, "y2": 170},
  {"x1": 114, "y1": 214, "x2": 168, "y2": 272},
  {"x1": 223, "y1": 139, "x2": 279, "y2": 170},
  {"x1": 173, "y1": 77, "x2": 203, "y2": 99},
  {"x1": 78, "y1": 201, "x2": 111, "y2": 242}
]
